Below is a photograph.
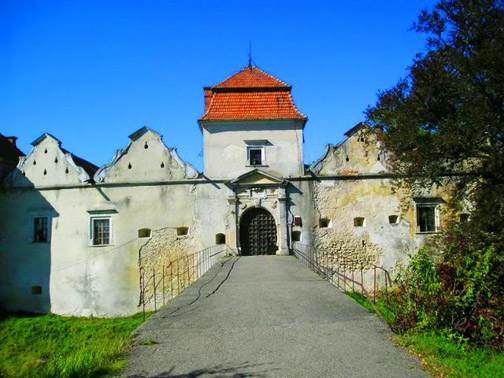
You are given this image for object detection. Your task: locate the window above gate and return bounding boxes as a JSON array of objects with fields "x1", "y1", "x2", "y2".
[
  {"x1": 244, "y1": 140, "x2": 272, "y2": 167},
  {"x1": 247, "y1": 147, "x2": 264, "y2": 166}
]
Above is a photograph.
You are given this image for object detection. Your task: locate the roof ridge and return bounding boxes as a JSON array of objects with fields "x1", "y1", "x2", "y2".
[{"x1": 213, "y1": 65, "x2": 290, "y2": 89}]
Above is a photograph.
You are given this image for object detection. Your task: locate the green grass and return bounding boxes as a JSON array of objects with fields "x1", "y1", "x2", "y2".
[
  {"x1": 345, "y1": 291, "x2": 376, "y2": 313},
  {"x1": 345, "y1": 291, "x2": 396, "y2": 323},
  {"x1": 345, "y1": 291, "x2": 504, "y2": 377},
  {"x1": 0, "y1": 311, "x2": 150, "y2": 378},
  {"x1": 396, "y1": 332, "x2": 504, "y2": 378}
]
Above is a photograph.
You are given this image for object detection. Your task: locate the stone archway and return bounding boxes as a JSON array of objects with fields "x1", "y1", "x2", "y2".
[{"x1": 239, "y1": 208, "x2": 277, "y2": 256}]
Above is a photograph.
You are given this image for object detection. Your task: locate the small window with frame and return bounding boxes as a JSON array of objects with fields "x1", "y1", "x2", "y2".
[
  {"x1": 416, "y1": 204, "x2": 440, "y2": 233},
  {"x1": 29, "y1": 213, "x2": 52, "y2": 243},
  {"x1": 33, "y1": 216, "x2": 50, "y2": 243},
  {"x1": 247, "y1": 147, "x2": 264, "y2": 166},
  {"x1": 90, "y1": 217, "x2": 112, "y2": 246}
]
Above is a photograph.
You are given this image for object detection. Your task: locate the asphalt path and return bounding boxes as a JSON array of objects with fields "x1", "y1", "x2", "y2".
[{"x1": 124, "y1": 256, "x2": 427, "y2": 378}]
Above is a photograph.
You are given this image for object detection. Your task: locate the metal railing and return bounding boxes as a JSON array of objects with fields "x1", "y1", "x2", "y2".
[
  {"x1": 292, "y1": 242, "x2": 393, "y2": 322},
  {"x1": 139, "y1": 244, "x2": 230, "y2": 320}
]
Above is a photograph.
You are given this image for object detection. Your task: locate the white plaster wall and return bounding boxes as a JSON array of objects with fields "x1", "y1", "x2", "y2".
[
  {"x1": 287, "y1": 180, "x2": 316, "y2": 246},
  {"x1": 0, "y1": 131, "x2": 206, "y2": 316},
  {"x1": 194, "y1": 184, "x2": 229, "y2": 248},
  {"x1": 0, "y1": 123, "x2": 457, "y2": 316},
  {"x1": 202, "y1": 120, "x2": 304, "y2": 179},
  {"x1": 0, "y1": 183, "x2": 205, "y2": 316}
]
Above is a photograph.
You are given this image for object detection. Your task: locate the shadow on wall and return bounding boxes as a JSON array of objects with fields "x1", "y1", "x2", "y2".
[{"x1": 0, "y1": 174, "x2": 58, "y2": 314}]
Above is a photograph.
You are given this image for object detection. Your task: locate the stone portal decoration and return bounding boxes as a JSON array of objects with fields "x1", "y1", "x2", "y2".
[{"x1": 226, "y1": 169, "x2": 290, "y2": 255}]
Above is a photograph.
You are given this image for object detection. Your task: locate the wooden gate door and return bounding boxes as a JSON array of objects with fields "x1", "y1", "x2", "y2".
[{"x1": 239, "y1": 208, "x2": 277, "y2": 255}]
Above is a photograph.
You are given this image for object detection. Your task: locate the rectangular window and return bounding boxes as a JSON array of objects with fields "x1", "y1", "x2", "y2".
[
  {"x1": 416, "y1": 205, "x2": 438, "y2": 233},
  {"x1": 249, "y1": 148, "x2": 262, "y2": 165},
  {"x1": 91, "y1": 217, "x2": 111, "y2": 246},
  {"x1": 33, "y1": 217, "x2": 49, "y2": 243}
]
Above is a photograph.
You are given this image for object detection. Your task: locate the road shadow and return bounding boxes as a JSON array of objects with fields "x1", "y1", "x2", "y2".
[
  {"x1": 160, "y1": 257, "x2": 240, "y2": 318},
  {"x1": 126, "y1": 361, "x2": 277, "y2": 377}
]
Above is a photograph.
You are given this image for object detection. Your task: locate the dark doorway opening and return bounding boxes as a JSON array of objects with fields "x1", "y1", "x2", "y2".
[{"x1": 239, "y1": 208, "x2": 277, "y2": 255}]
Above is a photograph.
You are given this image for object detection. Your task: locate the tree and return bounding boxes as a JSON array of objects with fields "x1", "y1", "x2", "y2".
[
  {"x1": 367, "y1": 0, "x2": 504, "y2": 234},
  {"x1": 366, "y1": 0, "x2": 504, "y2": 347}
]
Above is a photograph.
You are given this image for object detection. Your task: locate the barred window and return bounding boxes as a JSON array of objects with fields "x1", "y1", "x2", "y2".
[{"x1": 33, "y1": 217, "x2": 49, "y2": 243}]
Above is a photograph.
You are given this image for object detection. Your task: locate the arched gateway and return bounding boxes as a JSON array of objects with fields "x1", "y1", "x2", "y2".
[{"x1": 239, "y1": 208, "x2": 278, "y2": 255}]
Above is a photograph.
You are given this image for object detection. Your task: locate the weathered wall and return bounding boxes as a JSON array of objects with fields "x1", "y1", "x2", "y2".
[
  {"x1": 312, "y1": 179, "x2": 414, "y2": 271},
  {"x1": 309, "y1": 126, "x2": 453, "y2": 287},
  {"x1": 0, "y1": 122, "x2": 458, "y2": 315}
]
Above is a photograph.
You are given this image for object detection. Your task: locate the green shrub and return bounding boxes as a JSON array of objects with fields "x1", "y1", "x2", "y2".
[{"x1": 388, "y1": 226, "x2": 503, "y2": 348}]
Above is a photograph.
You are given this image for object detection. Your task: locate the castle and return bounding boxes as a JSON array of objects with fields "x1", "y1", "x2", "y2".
[{"x1": 0, "y1": 66, "x2": 449, "y2": 316}]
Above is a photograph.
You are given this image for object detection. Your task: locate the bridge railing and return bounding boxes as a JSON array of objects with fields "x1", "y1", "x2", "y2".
[
  {"x1": 292, "y1": 242, "x2": 393, "y2": 322},
  {"x1": 139, "y1": 244, "x2": 231, "y2": 320}
]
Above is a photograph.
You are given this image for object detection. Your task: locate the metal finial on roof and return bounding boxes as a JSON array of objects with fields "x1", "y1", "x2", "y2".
[{"x1": 248, "y1": 41, "x2": 252, "y2": 68}]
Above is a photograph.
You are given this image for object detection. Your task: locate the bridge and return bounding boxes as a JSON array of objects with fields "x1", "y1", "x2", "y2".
[{"x1": 125, "y1": 254, "x2": 427, "y2": 377}]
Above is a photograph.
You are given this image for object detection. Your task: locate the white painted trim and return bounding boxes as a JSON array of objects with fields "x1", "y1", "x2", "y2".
[
  {"x1": 88, "y1": 215, "x2": 114, "y2": 246},
  {"x1": 246, "y1": 145, "x2": 266, "y2": 166}
]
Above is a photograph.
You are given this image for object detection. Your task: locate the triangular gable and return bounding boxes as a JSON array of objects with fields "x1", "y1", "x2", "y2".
[
  {"x1": 128, "y1": 126, "x2": 162, "y2": 141},
  {"x1": 31, "y1": 133, "x2": 62, "y2": 147},
  {"x1": 214, "y1": 66, "x2": 290, "y2": 89},
  {"x1": 227, "y1": 169, "x2": 287, "y2": 187}
]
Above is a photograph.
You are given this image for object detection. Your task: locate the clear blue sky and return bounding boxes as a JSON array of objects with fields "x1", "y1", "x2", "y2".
[{"x1": 1, "y1": 0, "x2": 436, "y2": 171}]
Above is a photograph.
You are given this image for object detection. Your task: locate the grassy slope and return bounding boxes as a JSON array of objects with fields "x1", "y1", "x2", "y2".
[
  {"x1": 0, "y1": 312, "x2": 147, "y2": 378},
  {"x1": 396, "y1": 333, "x2": 504, "y2": 378},
  {"x1": 345, "y1": 292, "x2": 504, "y2": 378}
]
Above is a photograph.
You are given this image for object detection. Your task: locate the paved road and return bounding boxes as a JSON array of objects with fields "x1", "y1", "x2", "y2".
[{"x1": 124, "y1": 256, "x2": 427, "y2": 378}]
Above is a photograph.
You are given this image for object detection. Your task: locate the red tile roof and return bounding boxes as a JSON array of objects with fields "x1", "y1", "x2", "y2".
[
  {"x1": 199, "y1": 66, "x2": 306, "y2": 123},
  {"x1": 202, "y1": 91, "x2": 305, "y2": 121}
]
